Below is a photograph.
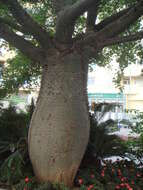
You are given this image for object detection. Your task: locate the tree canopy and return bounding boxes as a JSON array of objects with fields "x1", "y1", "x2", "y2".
[
  {"x1": 1, "y1": 0, "x2": 143, "y2": 185},
  {"x1": 0, "y1": 0, "x2": 143, "y2": 94}
]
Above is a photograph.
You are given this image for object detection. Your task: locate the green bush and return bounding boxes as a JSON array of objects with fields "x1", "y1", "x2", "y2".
[
  {"x1": 14, "y1": 179, "x2": 70, "y2": 190},
  {"x1": 76, "y1": 159, "x2": 143, "y2": 190},
  {"x1": 0, "y1": 106, "x2": 28, "y2": 142},
  {"x1": 80, "y1": 113, "x2": 126, "y2": 170},
  {"x1": 14, "y1": 177, "x2": 37, "y2": 190},
  {"x1": 1, "y1": 102, "x2": 143, "y2": 190},
  {"x1": 124, "y1": 133, "x2": 143, "y2": 166},
  {"x1": 0, "y1": 104, "x2": 34, "y2": 185}
]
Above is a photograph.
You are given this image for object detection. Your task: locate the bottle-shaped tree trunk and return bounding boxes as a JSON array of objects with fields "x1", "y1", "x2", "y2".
[{"x1": 28, "y1": 52, "x2": 90, "y2": 187}]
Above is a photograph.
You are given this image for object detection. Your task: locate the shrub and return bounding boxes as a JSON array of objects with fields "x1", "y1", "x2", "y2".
[
  {"x1": 76, "y1": 159, "x2": 143, "y2": 190},
  {"x1": 0, "y1": 105, "x2": 34, "y2": 185},
  {"x1": 124, "y1": 133, "x2": 143, "y2": 166},
  {"x1": 14, "y1": 179, "x2": 69, "y2": 190},
  {"x1": 80, "y1": 113, "x2": 126, "y2": 170}
]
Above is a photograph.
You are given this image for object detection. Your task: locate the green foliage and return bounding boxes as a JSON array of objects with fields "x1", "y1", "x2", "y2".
[
  {"x1": 14, "y1": 177, "x2": 37, "y2": 190},
  {"x1": 124, "y1": 134, "x2": 143, "y2": 165},
  {"x1": 34, "y1": 183, "x2": 70, "y2": 190},
  {"x1": 89, "y1": 103, "x2": 126, "y2": 157},
  {"x1": 99, "y1": 0, "x2": 138, "y2": 20},
  {"x1": 132, "y1": 111, "x2": 143, "y2": 134},
  {"x1": 76, "y1": 168, "x2": 104, "y2": 190},
  {"x1": 81, "y1": 104, "x2": 126, "y2": 171},
  {"x1": 26, "y1": 0, "x2": 56, "y2": 31},
  {"x1": 77, "y1": 159, "x2": 143, "y2": 190},
  {"x1": 14, "y1": 180, "x2": 70, "y2": 190},
  {"x1": 0, "y1": 0, "x2": 143, "y2": 94},
  {"x1": 87, "y1": 115, "x2": 126, "y2": 159},
  {"x1": 118, "y1": 110, "x2": 143, "y2": 164},
  {"x1": 0, "y1": 105, "x2": 34, "y2": 185},
  {"x1": 0, "y1": 106, "x2": 29, "y2": 143},
  {"x1": 0, "y1": 104, "x2": 143, "y2": 189},
  {"x1": 33, "y1": 183, "x2": 54, "y2": 190},
  {"x1": 123, "y1": 110, "x2": 143, "y2": 133},
  {"x1": 1, "y1": 51, "x2": 41, "y2": 97},
  {"x1": 0, "y1": 151, "x2": 24, "y2": 184},
  {"x1": 0, "y1": 3, "x2": 10, "y2": 18}
]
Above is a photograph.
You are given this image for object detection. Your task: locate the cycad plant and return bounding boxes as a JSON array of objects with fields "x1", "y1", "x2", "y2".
[
  {"x1": 81, "y1": 103, "x2": 126, "y2": 169},
  {"x1": 88, "y1": 117, "x2": 125, "y2": 159}
]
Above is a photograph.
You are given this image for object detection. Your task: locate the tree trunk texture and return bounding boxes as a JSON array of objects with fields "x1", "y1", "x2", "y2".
[{"x1": 28, "y1": 52, "x2": 90, "y2": 187}]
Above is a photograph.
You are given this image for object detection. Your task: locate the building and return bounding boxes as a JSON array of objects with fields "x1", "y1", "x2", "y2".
[
  {"x1": 88, "y1": 65, "x2": 125, "y2": 121},
  {"x1": 88, "y1": 64, "x2": 143, "y2": 112},
  {"x1": 88, "y1": 65, "x2": 124, "y2": 108},
  {"x1": 123, "y1": 64, "x2": 143, "y2": 111}
]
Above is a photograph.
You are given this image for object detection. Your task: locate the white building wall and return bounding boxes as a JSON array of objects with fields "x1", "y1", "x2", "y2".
[{"x1": 88, "y1": 65, "x2": 120, "y2": 94}]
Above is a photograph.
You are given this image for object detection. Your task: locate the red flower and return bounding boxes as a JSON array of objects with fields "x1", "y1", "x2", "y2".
[
  {"x1": 121, "y1": 178, "x2": 124, "y2": 182},
  {"x1": 137, "y1": 173, "x2": 141, "y2": 177},
  {"x1": 121, "y1": 177, "x2": 126, "y2": 182},
  {"x1": 87, "y1": 184, "x2": 94, "y2": 190},
  {"x1": 117, "y1": 169, "x2": 122, "y2": 176},
  {"x1": 78, "y1": 178, "x2": 83, "y2": 185},
  {"x1": 101, "y1": 172, "x2": 104, "y2": 177},
  {"x1": 123, "y1": 183, "x2": 133, "y2": 190},
  {"x1": 90, "y1": 174, "x2": 95, "y2": 179},
  {"x1": 103, "y1": 166, "x2": 106, "y2": 170},
  {"x1": 115, "y1": 185, "x2": 120, "y2": 189},
  {"x1": 120, "y1": 183, "x2": 125, "y2": 187},
  {"x1": 131, "y1": 180, "x2": 134, "y2": 185},
  {"x1": 118, "y1": 169, "x2": 121, "y2": 173},
  {"x1": 25, "y1": 177, "x2": 29, "y2": 183},
  {"x1": 111, "y1": 168, "x2": 115, "y2": 173}
]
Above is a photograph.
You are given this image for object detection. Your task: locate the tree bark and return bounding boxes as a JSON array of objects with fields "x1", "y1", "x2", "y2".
[{"x1": 28, "y1": 52, "x2": 90, "y2": 187}]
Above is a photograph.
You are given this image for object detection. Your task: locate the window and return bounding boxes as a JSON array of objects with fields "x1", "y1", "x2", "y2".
[
  {"x1": 88, "y1": 77, "x2": 95, "y2": 85},
  {"x1": 123, "y1": 79, "x2": 130, "y2": 85}
]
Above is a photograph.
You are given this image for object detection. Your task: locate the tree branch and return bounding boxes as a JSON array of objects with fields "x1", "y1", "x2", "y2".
[
  {"x1": 52, "y1": 0, "x2": 66, "y2": 13},
  {"x1": 101, "y1": 31, "x2": 143, "y2": 47},
  {"x1": 0, "y1": 23, "x2": 46, "y2": 63},
  {"x1": 0, "y1": 0, "x2": 52, "y2": 49},
  {"x1": 0, "y1": 16, "x2": 41, "y2": 37},
  {"x1": 56, "y1": 0, "x2": 100, "y2": 43},
  {"x1": 86, "y1": 0, "x2": 101, "y2": 31},
  {"x1": 95, "y1": 6, "x2": 131, "y2": 31},
  {"x1": 65, "y1": 0, "x2": 100, "y2": 22},
  {"x1": 96, "y1": 1, "x2": 143, "y2": 39},
  {"x1": 0, "y1": 17, "x2": 30, "y2": 35}
]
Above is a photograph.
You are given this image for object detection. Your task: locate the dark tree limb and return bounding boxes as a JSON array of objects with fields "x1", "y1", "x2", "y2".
[
  {"x1": 0, "y1": 17, "x2": 32, "y2": 35},
  {"x1": 0, "y1": 0, "x2": 52, "y2": 49},
  {"x1": 96, "y1": 1, "x2": 143, "y2": 39},
  {"x1": 79, "y1": 1, "x2": 143, "y2": 49},
  {"x1": 0, "y1": 17, "x2": 21, "y2": 31},
  {"x1": 52, "y1": 0, "x2": 67, "y2": 13},
  {"x1": 86, "y1": 0, "x2": 101, "y2": 31},
  {"x1": 95, "y1": 6, "x2": 132, "y2": 31},
  {"x1": 101, "y1": 31, "x2": 143, "y2": 47},
  {"x1": 0, "y1": 23, "x2": 46, "y2": 63},
  {"x1": 80, "y1": 30, "x2": 143, "y2": 61},
  {"x1": 63, "y1": 0, "x2": 100, "y2": 22},
  {"x1": 56, "y1": 0, "x2": 100, "y2": 43}
]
